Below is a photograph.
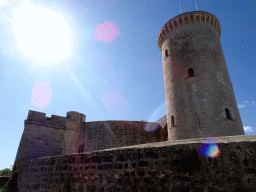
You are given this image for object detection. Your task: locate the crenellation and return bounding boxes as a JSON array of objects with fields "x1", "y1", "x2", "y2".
[
  {"x1": 50, "y1": 115, "x2": 66, "y2": 126},
  {"x1": 158, "y1": 11, "x2": 222, "y2": 51}
]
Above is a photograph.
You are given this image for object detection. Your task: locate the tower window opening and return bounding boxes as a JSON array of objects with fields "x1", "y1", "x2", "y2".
[
  {"x1": 171, "y1": 115, "x2": 174, "y2": 126},
  {"x1": 188, "y1": 68, "x2": 194, "y2": 77},
  {"x1": 79, "y1": 145, "x2": 84, "y2": 153},
  {"x1": 165, "y1": 49, "x2": 169, "y2": 58},
  {"x1": 225, "y1": 108, "x2": 232, "y2": 119}
]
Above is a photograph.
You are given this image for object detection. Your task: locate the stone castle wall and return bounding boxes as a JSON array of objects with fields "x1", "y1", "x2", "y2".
[
  {"x1": 80, "y1": 121, "x2": 162, "y2": 152},
  {"x1": 14, "y1": 110, "x2": 163, "y2": 165},
  {"x1": 14, "y1": 119, "x2": 66, "y2": 164},
  {"x1": 9, "y1": 134, "x2": 256, "y2": 192}
]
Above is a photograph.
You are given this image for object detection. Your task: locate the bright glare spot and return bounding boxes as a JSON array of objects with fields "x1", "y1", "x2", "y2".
[
  {"x1": 10, "y1": 0, "x2": 73, "y2": 66},
  {"x1": 31, "y1": 82, "x2": 53, "y2": 109},
  {"x1": 0, "y1": 0, "x2": 8, "y2": 6},
  {"x1": 243, "y1": 126, "x2": 253, "y2": 132},
  {"x1": 95, "y1": 21, "x2": 120, "y2": 42}
]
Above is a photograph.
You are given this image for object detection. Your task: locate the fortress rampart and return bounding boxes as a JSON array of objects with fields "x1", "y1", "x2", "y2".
[
  {"x1": 14, "y1": 110, "x2": 163, "y2": 166},
  {"x1": 9, "y1": 135, "x2": 256, "y2": 192}
]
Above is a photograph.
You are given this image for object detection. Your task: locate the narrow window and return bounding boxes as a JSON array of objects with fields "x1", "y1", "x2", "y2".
[
  {"x1": 165, "y1": 49, "x2": 168, "y2": 58},
  {"x1": 79, "y1": 145, "x2": 84, "y2": 153},
  {"x1": 225, "y1": 108, "x2": 231, "y2": 119},
  {"x1": 171, "y1": 115, "x2": 174, "y2": 126},
  {"x1": 60, "y1": 148, "x2": 63, "y2": 154},
  {"x1": 188, "y1": 68, "x2": 194, "y2": 77}
]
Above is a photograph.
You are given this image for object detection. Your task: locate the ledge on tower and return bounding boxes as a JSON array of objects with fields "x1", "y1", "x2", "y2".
[{"x1": 157, "y1": 11, "x2": 221, "y2": 51}]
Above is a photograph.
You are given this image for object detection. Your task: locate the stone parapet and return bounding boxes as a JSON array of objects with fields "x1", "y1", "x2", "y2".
[
  {"x1": 26, "y1": 110, "x2": 86, "y2": 127},
  {"x1": 157, "y1": 11, "x2": 221, "y2": 51},
  {"x1": 8, "y1": 134, "x2": 256, "y2": 192}
]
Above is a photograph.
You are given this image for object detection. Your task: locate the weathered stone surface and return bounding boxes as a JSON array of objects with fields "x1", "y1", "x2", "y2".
[
  {"x1": 7, "y1": 135, "x2": 256, "y2": 192},
  {"x1": 158, "y1": 11, "x2": 245, "y2": 140}
]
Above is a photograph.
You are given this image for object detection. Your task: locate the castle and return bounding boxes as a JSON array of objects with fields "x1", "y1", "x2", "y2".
[{"x1": 8, "y1": 11, "x2": 256, "y2": 192}]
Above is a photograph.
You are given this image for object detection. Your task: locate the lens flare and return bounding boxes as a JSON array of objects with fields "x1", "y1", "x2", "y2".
[
  {"x1": 198, "y1": 137, "x2": 221, "y2": 158},
  {"x1": 145, "y1": 101, "x2": 166, "y2": 132},
  {"x1": 31, "y1": 82, "x2": 52, "y2": 109},
  {"x1": 95, "y1": 21, "x2": 120, "y2": 42},
  {"x1": 101, "y1": 89, "x2": 131, "y2": 118}
]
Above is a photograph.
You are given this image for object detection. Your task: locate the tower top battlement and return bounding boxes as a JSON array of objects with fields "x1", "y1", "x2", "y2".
[{"x1": 157, "y1": 11, "x2": 221, "y2": 51}]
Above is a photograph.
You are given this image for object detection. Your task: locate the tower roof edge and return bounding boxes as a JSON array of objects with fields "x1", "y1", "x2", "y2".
[{"x1": 157, "y1": 11, "x2": 221, "y2": 51}]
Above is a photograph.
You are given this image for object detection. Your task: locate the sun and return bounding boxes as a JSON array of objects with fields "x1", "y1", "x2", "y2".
[{"x1": 10, "y1": 0, "x2": 73, "y2": 66}]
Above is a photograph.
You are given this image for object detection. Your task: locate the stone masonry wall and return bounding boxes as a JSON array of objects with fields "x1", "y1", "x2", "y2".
[
  {"x1": 14, "y1": 120, "x2": 65, "y2": 163},
  {"x1": 9, "y1": 134, "x2": 256, "y2": 192},
  {"x1": 79, "y1": 121, "x2": 162, "y2": 152},
  {"x1": 15, "y1": 110, "x2": 163, "y2": 165}
]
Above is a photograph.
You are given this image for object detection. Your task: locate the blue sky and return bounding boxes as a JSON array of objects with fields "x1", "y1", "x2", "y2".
[{"x1": 0, "y1": 0, "x2": 255, "y2": 170}]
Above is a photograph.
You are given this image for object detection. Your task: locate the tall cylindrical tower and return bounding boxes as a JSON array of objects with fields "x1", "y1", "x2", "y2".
[{"x1": 158, "y1": 11, "x2": 245, "y2": 140}]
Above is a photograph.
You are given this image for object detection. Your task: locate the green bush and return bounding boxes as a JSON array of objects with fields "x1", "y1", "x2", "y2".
[
  {"x1": 0, "y1": 182, "x2": 8, "y2": 191},
  {"x1": 0, "y1": 169, "x2": 11, "y2": 177},
  {"x1": 0, "y1": 166, "x2": 13, "y2": 191}
]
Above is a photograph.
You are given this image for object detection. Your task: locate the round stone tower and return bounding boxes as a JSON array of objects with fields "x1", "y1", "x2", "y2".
[{"x1": 158, "y1": 11, "x2": 245, "y2": 140}]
